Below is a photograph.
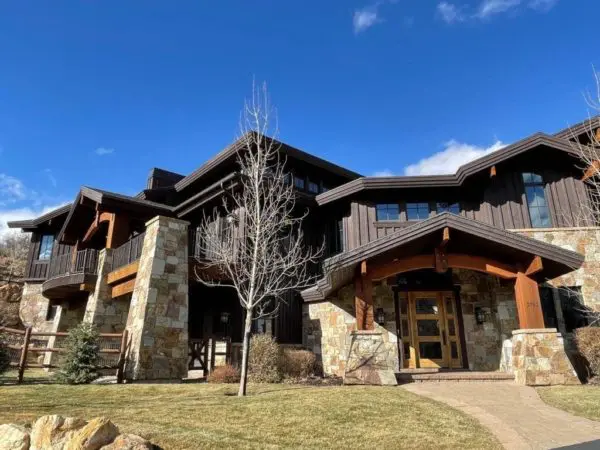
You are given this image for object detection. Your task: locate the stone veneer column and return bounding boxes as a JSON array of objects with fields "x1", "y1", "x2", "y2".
[
  {"x1": 20, "y1": 282, "x2": 54, "y2": 334},
  {"x1": 512, "y1": 328, "x2": 580, "y2": 386},
  {"x1": 82, "y1": 249, "x2": 125, "y2": 333},
  {"x1": 125, "y1": 216, "x2": 189, "y2": 381},
  {"x1": 43, "y1": 300, "x2": 87, "y2": 368},
  {"x1": 344, "y1": 330, "x2": 398, "y2": 385}
]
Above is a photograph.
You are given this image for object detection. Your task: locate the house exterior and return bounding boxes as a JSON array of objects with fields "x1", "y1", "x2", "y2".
[{"x1": 9, "y1": 117, "x2": 600, "y2": 385}]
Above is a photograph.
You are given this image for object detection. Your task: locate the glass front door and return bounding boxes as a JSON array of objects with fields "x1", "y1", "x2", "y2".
[{"x1": 396, "y1": 291, "x2": 463, "y2": 369}]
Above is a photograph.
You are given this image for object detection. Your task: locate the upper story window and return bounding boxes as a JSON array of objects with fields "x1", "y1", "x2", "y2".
[
  {"x1": 294, "y1": 176, "x2": 305, "y2": 190},
  {"x1": 523, "y1": 172, "x2": 551, "y2": 228},
  {"x1": 406, "y1": 202, "x2": 430, "y2": 220},
  {"x1": 376, "y1": 204, "x2": 400, "y2": 221},
  {"x1": 321, "y1": 185, "x2": 329, "y2": 193},
  {"x1": 307, "y1": 181, "x2": 319, "y2": 194},
  {"x1": 38, "y1": 235, "x2": 54, "y2": 260},
  {"x1": 437, "y1": 202, "x2": 460, "y2": 215}
]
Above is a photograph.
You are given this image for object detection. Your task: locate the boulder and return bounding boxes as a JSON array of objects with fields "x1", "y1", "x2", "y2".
[
  {"x1": 65, "y1": 417, "x2": 119, "y2": 450},
  {"x1": 0, "y1": 424, "x2": 30, "y2": 450},
  {"x1": 30, "y1": 415, "x2": 87, "y2": 450},
  {"x1": 100, "y1": 434, "x2": 153, "y2": 450}
]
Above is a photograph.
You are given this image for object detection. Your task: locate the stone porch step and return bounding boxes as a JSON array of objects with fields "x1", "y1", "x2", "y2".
[{"x1": 396, "y1": 370, "x2": 515, "y2": 383}]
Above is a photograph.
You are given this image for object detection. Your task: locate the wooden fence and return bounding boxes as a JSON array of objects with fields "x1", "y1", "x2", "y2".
[
  {"x1": 0, "y1": 326, "x2": 128, "y2": 384},
  {"x1": 188, "y1": 337, "x2": 236, "y2": 376}
]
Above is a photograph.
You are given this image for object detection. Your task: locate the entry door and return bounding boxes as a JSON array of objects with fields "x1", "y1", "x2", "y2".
[
  {"x1": 396, "y1": 291, "x2": 462, "y2": 369},
  {"x1": 411, "y1": 292, "x2": 447, "y2": 368}
]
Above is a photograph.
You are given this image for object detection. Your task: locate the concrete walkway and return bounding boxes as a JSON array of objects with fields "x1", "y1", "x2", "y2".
[{"x1": 403, "y1": 382, "x2": 600, "y2": 449}]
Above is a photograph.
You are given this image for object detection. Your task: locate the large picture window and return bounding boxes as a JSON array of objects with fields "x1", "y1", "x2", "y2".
[
  {"x1": 376, "y1": 204, "x2": 400, "y2": 221},
  {"x1": 38, "y1": 235, "x2": 54, "y2": 260},
  {"x1": 523, "y1": 173, "x2": 551, "y2": 228},
  {"x1": 406, "y1": 202, "x2": 430, "y2": 220}
]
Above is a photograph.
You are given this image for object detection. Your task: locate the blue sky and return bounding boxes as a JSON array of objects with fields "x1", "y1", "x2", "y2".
[{"x1": 0, "y1": 0, "x2": 598, "y2": 235}]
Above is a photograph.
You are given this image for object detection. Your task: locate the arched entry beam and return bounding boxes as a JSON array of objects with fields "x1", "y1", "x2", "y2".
[
  {"x1": 358, "y1": 253, "x2": 544, "y2": 331},
  {"x1": 368, "y1": 254, "x2": 518, "y2": 281},
  {"x1": 81, "y1": 211, "x2": 130, "y2": 249}
]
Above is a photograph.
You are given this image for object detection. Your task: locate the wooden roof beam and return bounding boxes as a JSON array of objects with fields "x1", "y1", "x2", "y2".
[
  {"x1": 582, "y1": 160, "x2": 600, "y2": 181},
  {"x1": 525, "y1": 255, "x2": 543, "y2": 277}
]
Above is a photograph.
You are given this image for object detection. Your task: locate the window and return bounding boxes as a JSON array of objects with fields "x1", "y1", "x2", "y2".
[
  {"x1": 523, "y1": 173, "x2": 551, "y2": 228},
  {"x1": 540, "y1": 286, "x2": 588, "y2": 332},
  {"x1": 406, "y1": 202, "x2": 430, "y2": 220},
  {"x1": 321, "y1": 185, "x2": 329, "y2": 193},
  {"x1": 38, "y1": 235, "x2": 54, "y2": 260},
  {"x1": 294, "y1": 176, "x2": 305, "y2": 190},
  {"x1": 46, "y1": 304, "x2": 58, "y2": 321},
  {"x1": 307, "y1": 181, "x2": 319, "y2": 194},
  {"x1": 376, "y1": 204, "x2": 400, "y2": 221},
  {"x1": 437, "y1": 202, "x2": 460, "y2": 215}
]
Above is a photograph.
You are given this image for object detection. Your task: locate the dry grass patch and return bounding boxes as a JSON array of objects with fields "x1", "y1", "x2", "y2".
[
  {"x1": 538, "y1": 386, "x2": 600, "y2": 421},
  {"x1": 0, "y1": 383, "x2": 501, "y2": 449}
]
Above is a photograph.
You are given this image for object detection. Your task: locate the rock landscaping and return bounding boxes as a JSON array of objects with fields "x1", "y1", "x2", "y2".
[{"x1": 0, "y1": 415, "x2": 155, "y2": 450}]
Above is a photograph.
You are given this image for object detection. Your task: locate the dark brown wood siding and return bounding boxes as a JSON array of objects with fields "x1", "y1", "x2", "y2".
[{"x1": 344, "y1": 168, "x2": 594, "y2": 248}]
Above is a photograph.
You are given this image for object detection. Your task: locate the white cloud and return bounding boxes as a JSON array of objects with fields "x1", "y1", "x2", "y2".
[
  {"x1": 0, "y1": 174, "x2": 27, "y2": 206},
  {"x1": 0, "y1": 203, "x2": 70, "y2": 240},
  {"x1": 44, "y1": 169, "x2": 57, "y2": 188},
  {"x1": 403, "y1": 139, "x2": 506, "y2": 176},
  {"x1": 437, "y1": 2, "x2": 465, "y2": 23},
  {"x1": 353, "y1": 8, "x2": 380, "y2": 33},
  {"x1": 528, "y1": 0, "x2": 558, "y2": 11},
  {"x1": 95, "y1": 147, "x2": 115, "y2": 156},
  {"x1": 476, "y1": 0, "x2": 521, "y2": 18},
  {"x1": 373, "y1": 169, "x2": 395, "y2": 177}
]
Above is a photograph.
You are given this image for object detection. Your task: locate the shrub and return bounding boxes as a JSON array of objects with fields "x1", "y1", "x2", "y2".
[
  {"x1": 279, "y1": 348, "x2": 316, "y2": 379},
  {"x1": 207, "y1": 364, "x2": 240, "y2": 383},
  {"x1": 248, "y1": 333, "x2": 281, "y2": 383},
  {"x1": 55, "y1": 323, "x2": 100, "y2": 385},
  {"x1": 575, "y1": 327, "x2": 600, "y2": 383}
]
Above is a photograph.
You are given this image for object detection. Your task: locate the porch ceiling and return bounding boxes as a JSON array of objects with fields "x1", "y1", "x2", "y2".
[{"x1": 301, "y1": 213, "x2": 584, "y2": 302}]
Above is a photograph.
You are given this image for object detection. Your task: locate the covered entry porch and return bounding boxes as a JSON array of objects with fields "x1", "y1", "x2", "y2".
[{"x1": 302, "y1": 213, "x2": 584, "y2": 385}]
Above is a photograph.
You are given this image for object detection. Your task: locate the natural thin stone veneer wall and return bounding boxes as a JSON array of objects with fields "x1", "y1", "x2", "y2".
[
  {"x1": 303, "y1": 281, "x2": 399, "y2": 377},
  {"x1": 83, "y1": 249, "x2": 130, "y2": 334},
  {"x1": 515, "y1": 227, "x2": 600, "y2": 310},
  {"x1": 125, "y1": 216, "x2": 189, "y2": 381},
  {"x1": 453, "y1": 269, "x2": 519, "y2": 371},
  {"x1": 19, "y1": 282, "x2": 54, "y2": 334}
]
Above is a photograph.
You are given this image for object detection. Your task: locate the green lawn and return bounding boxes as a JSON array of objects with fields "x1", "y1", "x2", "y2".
[
  {"x1": 0, "y1": 383, "x2": 501, "y2": 449},
  {"x1": 538, "y1": 386, "x2": 600, "y2": 421}
]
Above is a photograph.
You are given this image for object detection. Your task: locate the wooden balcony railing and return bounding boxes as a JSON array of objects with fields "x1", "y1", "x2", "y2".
[
  {"x1": 47, "y1": 249, "x2": 99, "y2": 279},
  {"x1": 112, "y1": 232, "x2": 145, "y2": 271}
]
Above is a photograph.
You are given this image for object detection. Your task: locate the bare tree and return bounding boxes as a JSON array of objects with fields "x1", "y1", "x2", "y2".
[
  {"x1": 194, "y1": 82, "x2": 322, "y2": 396},
  {"x1": 555, "y1": 68, "x2": 600, "y2": 326}
]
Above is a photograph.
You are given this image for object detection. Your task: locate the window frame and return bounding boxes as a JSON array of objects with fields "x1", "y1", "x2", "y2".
[
  {"x1": 406, "y1": 202, "x2": 430, "y2": 221},
  {"x1": 293, "y1": 175, "x2": 305, "y2": 191},
  {"x1": 522, "y1": 172, "x2": 552, "y2": 228},
  {"x1": 376, "y1": 203, "x2": 400, "y2": 221},
  {"x1": 38, "y1": 234, "x2": 54, "y2": 261},
  {"x1": 307, "y1": 180, "x2": 319, "y2": 194}
]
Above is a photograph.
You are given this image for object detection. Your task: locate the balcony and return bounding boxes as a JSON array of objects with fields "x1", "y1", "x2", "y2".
[
  {"x1": 106, "y1": 232, "x2": 146, "y2": 299},
  {"x1": 42, "y1": 249, "x2": 99, "y2": 299}
]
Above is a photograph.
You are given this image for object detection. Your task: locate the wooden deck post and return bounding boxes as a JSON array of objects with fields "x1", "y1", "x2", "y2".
[
  {"x1": 355, "y1": 272, "x2": 374, "y2": 331},
  {"x1": 116, "y1": 329, "x2": 129, "y2": 384},
  {"x1": 17, "y1": 327, "x2": 32, "y2": 384},
  {"x1": 514, "y1": 271, "x2": 545, "y2": 329}
]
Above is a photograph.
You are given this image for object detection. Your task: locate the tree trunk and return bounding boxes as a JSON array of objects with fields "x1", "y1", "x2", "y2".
[{"x1": 238, "y1": 308, "x2": 254, "y2": 396}]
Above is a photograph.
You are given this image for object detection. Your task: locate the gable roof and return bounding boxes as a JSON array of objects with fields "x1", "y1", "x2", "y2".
[
  {"x1": 7, "y1": 204, "x2": 72, "y2": 231},
  {"x1": 56, "y1": 186, "x2": 174, "y2": 242},
  {"x1": 554, "y1": 115, "x2": 600, "y2": 140},
  {"x1": 174, "y1": 133, "x2": 361, "y2": 192},
  {"x1": 301, "y1": 212, "x2": 584, "y2": 302},
  {"x1": 316, "y1": 133, "x2": 577, "y2": 205}
]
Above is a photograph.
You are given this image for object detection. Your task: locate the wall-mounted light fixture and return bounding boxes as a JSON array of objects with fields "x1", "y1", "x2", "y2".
[
  {"x1": 376, "y1": 308, "x2": 386, "y2": 325},
  {"x1": 220, "y1": 311, "x2": 231, "y2": 324},
  {"x1": 475, "y1": 307, "x2": 486, "y2": 325}
]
